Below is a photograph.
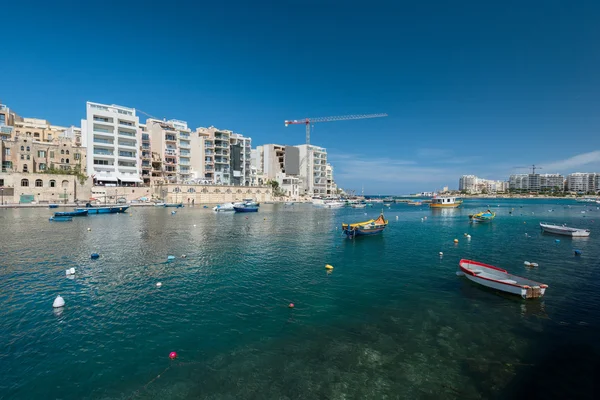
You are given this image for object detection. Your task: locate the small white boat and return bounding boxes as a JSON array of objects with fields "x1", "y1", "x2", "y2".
[
  {"x1": 351, "y1": 203, "x2": 366, "y2": 208},
  {"x1": 539, "y1": 222, "x2": 590, "y2": 237},
  {"x1": 459, "y1": 259, "x2": 548, "y2": 299},
  {"x1": 284, "y1": 202, "x2": 294, "y2": 206},
  {"x1": 323, "y1": 200, "x2": 345, "y2": 209},
  {"x1": 213, "y1": 202, "x2": 236, "y2": 212},
  {"x1": 154, "y1": 202, "x2": 165, "y2": 207}
]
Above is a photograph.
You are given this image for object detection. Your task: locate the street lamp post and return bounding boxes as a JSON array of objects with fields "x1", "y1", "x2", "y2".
[
  {"x1": 1, "y1": 188, "x2": 3, "y2": 206},
  {"x1": 63, "y1": 188, "x2": 67, "y2": 205}
]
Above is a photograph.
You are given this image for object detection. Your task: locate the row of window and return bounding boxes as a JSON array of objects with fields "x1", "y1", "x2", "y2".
[
  {"x1": 170, "y1": 187, "x2": 263, "y2": 194},
  {"x1": 21, "y1": 179, "x2": 70, "y2": 188}
]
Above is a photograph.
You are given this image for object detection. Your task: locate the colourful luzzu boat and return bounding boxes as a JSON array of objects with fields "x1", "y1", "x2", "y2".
[
  {"x1": 469, "y1": 210, "x2": 496, "y2": 223},
  {"x1": 342, "y1": 213, "x2": 388, "y2": 238}
]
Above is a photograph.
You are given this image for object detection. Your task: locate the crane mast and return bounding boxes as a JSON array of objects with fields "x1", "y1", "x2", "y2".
[{"x1": 284, "y1": 113, "x2": 387, "y2": 195}]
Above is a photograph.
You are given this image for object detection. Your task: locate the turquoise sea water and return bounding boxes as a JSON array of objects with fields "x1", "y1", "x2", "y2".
[{"x1": 1, "y1": 199, "x2": 599, "y2": 399}]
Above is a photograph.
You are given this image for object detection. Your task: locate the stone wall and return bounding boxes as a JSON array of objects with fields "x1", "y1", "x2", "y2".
[
  {"x1": 154, "y1": 184, "x2": 273, "y2": 204},
  {"x1": 0, "y1": 172, "x2": 92, "y2": 204}
]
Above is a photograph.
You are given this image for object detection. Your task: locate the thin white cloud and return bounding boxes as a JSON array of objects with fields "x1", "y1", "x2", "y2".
[
  {"x1": 542, "y1": 151, "x2": 600, "y2": 172},
  {"x1": 416, "y1": 148, "x2": 453, "y2": 158}
]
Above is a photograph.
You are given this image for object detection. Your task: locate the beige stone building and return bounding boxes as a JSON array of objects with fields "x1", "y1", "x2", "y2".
[
  {"x1": 153, "y1": 183, "x2": 272, "y2": 204},
  {"x1": 1, "y1": 136, "x2": 86, "y2": 174},
  {"x1": 0, "y1": 172, "x2": 92, "y2": 204}
]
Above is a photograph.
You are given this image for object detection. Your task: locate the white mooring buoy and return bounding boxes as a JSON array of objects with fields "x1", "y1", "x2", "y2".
[{"x1": 53, "y1": 295, "x2": 65, "y2": 308}]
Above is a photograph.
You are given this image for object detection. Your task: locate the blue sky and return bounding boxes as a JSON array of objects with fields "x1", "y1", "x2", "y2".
[{"x1": 3, "y1": 0, "x2": 600, "y2": 194}]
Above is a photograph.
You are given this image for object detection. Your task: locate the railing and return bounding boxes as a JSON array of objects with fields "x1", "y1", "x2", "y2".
[
  {"x1": 118, "y1": 131, "x2": 136, "y2": 137},
  {"x1": 93, "y1": 138, "x2": 113, "y2": 144},
  {"x1": 119, "y1": 120, "x2": 134, "y2": 126},
  {"x1": 165, "y1": 135, "x2": 176, "y2": 141},
  {"x1": 93, "y1": 117, "x2": 112, "y2": 123},
  {"x1": 94, "y1": 150, "x2": 114, "y2": 156},
  {"x1": 119, "y1": 151, "x2": 136, "y2": 158},
  {"x1": 94, "y1": 128, "x2": 112, "y2": 133}
]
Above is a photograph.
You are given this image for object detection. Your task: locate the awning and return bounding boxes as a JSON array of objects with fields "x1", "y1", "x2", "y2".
[
  {"x1": 96, "y1": 176, "x2": 118, "y2": 182},
  {"x1": 118, "y1": 174, "x2": 143, "y2": 183}
]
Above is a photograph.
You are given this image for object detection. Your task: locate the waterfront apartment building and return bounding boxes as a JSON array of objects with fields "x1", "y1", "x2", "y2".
[
  {"x1": 566, "y1": 173, "x2": 599, "y2": 193},
  {"x1": 0, "y1": 104, "x2": 16, "y2": 141},
  {"x1": 81, "y1": 102, "x2": 142, "y2": 185},
  {"x1": 253, "y1": 144, "x2": 302, "y2": 192},
  {"x1": 146, "y1": 119, "x2": 193, "y2": 184},
  {"x1": 458, "y1": 175, "x2": 478, "y2": 192},
  {"x1": 229, "y1": 133, "x2": 252, "y2": 186},
  {"x1": 459, "y1": 175, "x2": 508, "y2": 193},
  {"x1": 195, "y1": 126, "x2": 231, "y2": 185},
  {"x1": 297, "y1": 144, "x2": 328, "y2": 196},
  {"x1": 326, "y1": 163, "x2": 337, "y2": 195},
  {"x1": 509, "y1": 173, "x2": 565, "y2": 191}
]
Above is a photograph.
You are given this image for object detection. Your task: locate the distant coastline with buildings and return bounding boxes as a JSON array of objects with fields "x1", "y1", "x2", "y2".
[
  {"x1": 0, "y1": 101, "x2": 340, "y2": 205},
  {"x1": 457, "y1": 172, "x2": 600, "y2": 196}
]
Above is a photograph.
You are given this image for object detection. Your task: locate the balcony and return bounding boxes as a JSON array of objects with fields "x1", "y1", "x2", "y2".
[
  {"x1": 205, "y1": 150, "x2": 214, "y2": 155},
  {"x1": 179, "y1": 142, "x2": 190, "y2": 149},
  {"x1": 179, "y1": 132, "x2": 190, "y2": 139},
  {"x1": 93, "y1": 116, "x2": 113, "y2": 123},
  {"x1": 204, "y1": 142, "x2": 214, "y2": 148},
  {"x1": 165, "y1": 135, "x2": 177, "y2": 142},
  {"x1": 119, "y1": 120, "x2": 135, "y2": 127},
  {"x1": 118, "y1": 151, "x2": 136, "y2": 159},
  {"x1": 93, "y1": 150, "x2": 114, "y2": 157},
  {"x1": 180, "y1": 150, "x2": 190, "y2": 156},
  {"x1": 179, "y1": 160, "x2": 190, "y2": 165},
  {"x1": 118, "y1": 141, "x2": 136, "y2": 149},
  {"x1": 165, "y1": 149, "x2": 177, "y2": 157}
]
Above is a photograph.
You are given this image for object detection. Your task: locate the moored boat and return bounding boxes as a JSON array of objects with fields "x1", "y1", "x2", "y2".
[
  {"x1": 458, "y1": 259, "x2": 548, "y2": 299},
  {"x1": 323, "y1": 200, "x2": 345, "y2": 209},
  {"x1": 539, "y1": 222, "x2": 590, "y2": 237},
  {"x1": 351, "y1": 203, "x2": 366, "y2": 208},
  {"x1": 469, "y1": 210, "x2": 495, "y2": 223},
  {"x1": 164, "y1": 203, "x2": 184, "y2": 208},
  {"x1": 342, "y1": 213, "x2": 388, "y2": 238},
  {"x1": 213, "y1": 202, "x2": 236, "y2": 212},
  {"x1": 429, "y1": 195, "x2": 462, "y2": 208},
  {"x1": 49, "y1": 216, "x2": 73, "y2": 222},
  {"x1": 234, "y1": 204, "x2": 259, "y2": 212},
  {"x1": 76, "y1": 206, "x2": 129, "y2": 214},
  {"x1": 48, "y1": 204, "x2": 60, "y2": 209},
  {"x1": 54, "y1": 210, "x2": 89, "y2": 217},
  {"x1": 407, "y1": 201, "x2": 422, "y2": 206}
]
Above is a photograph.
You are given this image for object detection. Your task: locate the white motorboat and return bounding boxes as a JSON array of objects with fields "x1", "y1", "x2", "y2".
[
  {"x1": 213, "y1": 202, "x2": 236, "y2": 212},
  {"x1": 459, "y1": 259, "x2": 548, "y2": 299},
  {"x1": 154, "y1": 202, "x2": 165, "y2": 207},
  {"x1": 539, "y1": 222, "x2": 590, "y2": 237},
  {"x1": 351, "y1": 203, "x2": 366, "y2": 208},
  {"x1": 323, "y1": 200, "x2": 345, "y2": 209}
]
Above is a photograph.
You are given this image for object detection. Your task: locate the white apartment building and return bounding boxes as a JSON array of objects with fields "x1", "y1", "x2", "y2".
[
  {"x1": 326, "y1": 163, "x2": 337, "y2": 195},
  {"x1": 459, "y1": 175, "x2": 508, "y2": 193},
  {"x1": 297, "y1": 144, "x2": 327, "y2": 195},
  {"x1": 229, "y1": 133, "x2": 252, "y2": 186},
  {"x1": 81, "y1": 102, "x2": 141, "y2": 185},
  {"x1": 509, "y1": 173, "x2": 565, "y2": 191},
  {"x1": 566, "y1": 173, "x2": 599, "y2": 193},
  {"x1": 459, "y1": 175, "x2": 478, "y2": 192}
]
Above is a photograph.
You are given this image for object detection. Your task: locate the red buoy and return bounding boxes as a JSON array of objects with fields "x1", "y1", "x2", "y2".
[
  {"x1": 288, "y1": 303, "x2": 294, "y2": 308},
  {"x1": 169, "y1": 351, "x2": 177, "y2": 360}
]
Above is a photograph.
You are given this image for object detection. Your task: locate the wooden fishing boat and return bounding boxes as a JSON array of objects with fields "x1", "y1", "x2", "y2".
[
  {"x1": 407, "y1": 201, "x2": 422, "y2": 206},
  {"x1": 429, "y1": 196, "x2": 462, "y2": 208},
  {"x1": 539, "y1": 222, "x2": 590, "y2": 237},
  {"x1": 458, "y1": 259, "x2": 548, "y2": 299},
  {"x1": 54, "y1": 210, "x2": 89, "y2": 217},
  {"x1": 342, "y1": 213, "x2": 388, "y2": 238},
  {"x1": 49, "y1": 216, "x2": 73, "y2": 222},
  {"x1": 469, "y1": 210, "x2": 495, "y2": 223},
  {"x1": 234, "y1": 204, "x2": 259, "y2": 212}
]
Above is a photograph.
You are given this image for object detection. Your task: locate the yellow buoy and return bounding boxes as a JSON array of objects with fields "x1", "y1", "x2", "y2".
[
  {"x1": 325, "y1": 264, "x2": 334, "y2": 270},
  {"x1": 453, "y1": 239, "x2": 459, "y2": 243}
]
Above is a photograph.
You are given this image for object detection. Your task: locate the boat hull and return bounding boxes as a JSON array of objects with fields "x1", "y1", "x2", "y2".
[
  {"x1": 55, "y1": 210, "x2": 88, "y2": 217},
  {"x1": 164, "y1": 203, "x2": 183, "y2": 208},
  {"x1": 540, "y1": 223, "x2": 590, "y2": 237},
  {"x1": 234, "y1": 206, "x2": 258, "y2": 212},
  {"x1": 430, "y1": 203, "x2": 461, "y2": 208},
  {"x1": 76, "y1": 206, "x2": 129, "y2": 214},
  {"x1": 49, "y1": 216, "x2": 72, "y2": 222},
  {"x1": 343, "y1": 227, "x2": 386, "y2": 236},
  {"x1": 459, "y1": 259, "x2": 547, "y2": 299}
]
